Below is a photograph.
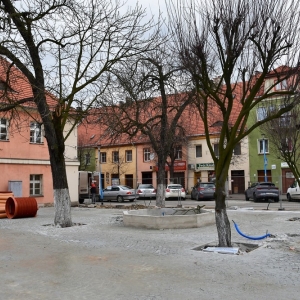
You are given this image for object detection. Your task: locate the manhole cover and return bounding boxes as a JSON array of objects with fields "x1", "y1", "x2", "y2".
[{"x1": 193, "y1": 242, "x2": 259, "y2": 253}]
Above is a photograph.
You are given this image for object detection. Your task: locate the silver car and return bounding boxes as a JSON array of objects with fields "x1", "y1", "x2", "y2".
[
  {"x1": 137, "y1": 184, "x2": 156, "y2": 199},
  {"x1": 102, "y1": 185, "x2": 138, "y2": 202}
]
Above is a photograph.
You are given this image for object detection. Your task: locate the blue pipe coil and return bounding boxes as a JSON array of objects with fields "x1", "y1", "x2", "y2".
[{"x1": 232, "y1": 220, "x2": 271, "y2": 240}]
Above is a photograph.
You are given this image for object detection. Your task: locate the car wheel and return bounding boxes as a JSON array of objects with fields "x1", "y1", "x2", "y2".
[
  {"x1": 245, "y1": 193, "x2": 249, "y2": 201},
  {"x1": 117, "y1": 196, "x2": 123, "y2": 203},
  {"x1": 182, "y1": 198, "x2": 186, "y2": 201},
  {"x1": 287, "y1": 194, "x2": 293, "y2": 202}
]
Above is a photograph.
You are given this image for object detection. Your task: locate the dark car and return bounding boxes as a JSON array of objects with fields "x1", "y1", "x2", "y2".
[
  {"x1": 136, "y1": 184, "x2": 156, "y2": 199},
  {"x1": 191, "y1": 182, "x2": 215, "y2": 200},
  {"x1": 245, "y1": 182, "x2": 279, "y2": 202}
]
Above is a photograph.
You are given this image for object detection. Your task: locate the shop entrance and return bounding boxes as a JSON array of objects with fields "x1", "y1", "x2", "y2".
[{"x1": 231, "y1": 170, "x2": 245, "y2": 194}]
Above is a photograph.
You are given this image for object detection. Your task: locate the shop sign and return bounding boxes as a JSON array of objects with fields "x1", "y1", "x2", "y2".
[
  {"x1": 153, "y1": 161, "x2": 186, "y2": 172},
  {"x1": 196, "y1": 162, "x2": 215, "y2": 170}
]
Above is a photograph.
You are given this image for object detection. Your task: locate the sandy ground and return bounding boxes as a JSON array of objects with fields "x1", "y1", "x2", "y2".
[{"x1": 1, "y1": 206, "x2": 300, "y2": 300}]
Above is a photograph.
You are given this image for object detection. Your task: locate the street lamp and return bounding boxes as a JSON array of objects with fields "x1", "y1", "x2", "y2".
[
  {"x1": 97, "y1": 145, "x2": 103, "y2": 204},
  {"x1": 262, "y1": 134, "x2": 268, "y2": 182}
]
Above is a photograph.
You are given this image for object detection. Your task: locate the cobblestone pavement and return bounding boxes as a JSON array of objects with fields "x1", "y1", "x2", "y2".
[{"x1": 1, "y1": 206, "x2": 300, "y2": 300}]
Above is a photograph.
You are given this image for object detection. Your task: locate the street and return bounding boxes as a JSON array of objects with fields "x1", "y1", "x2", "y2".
[{"x1": 89, "y1": 194, "x2": 300, "y2": 211}]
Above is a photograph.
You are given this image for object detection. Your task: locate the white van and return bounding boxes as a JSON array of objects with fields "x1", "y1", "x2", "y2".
[{"x1": 287, "y1": 180, "x2": 300, "y2": 201}]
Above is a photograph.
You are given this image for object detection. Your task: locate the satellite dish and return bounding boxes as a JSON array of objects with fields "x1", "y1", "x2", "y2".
[{"x1": 150, "y1": 153, "x2": 155, "y2": 160}]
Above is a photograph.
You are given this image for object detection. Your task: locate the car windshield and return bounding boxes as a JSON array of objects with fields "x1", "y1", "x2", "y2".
[
  {"x1": 168, "y1": 185, "x2": 182, "y2": 189},
  {"x1": 138, "y1": 184, "x2": 154, "y2": 189},
  {"x1": 200, "y1": 183, "x2": 215, "y2": 188},
  {"x1": 259, "y1": 183, "x2": 275, "y2": 187},
  {"x1": 119, "y1": 185, "x2": 133, "y2": 190}
]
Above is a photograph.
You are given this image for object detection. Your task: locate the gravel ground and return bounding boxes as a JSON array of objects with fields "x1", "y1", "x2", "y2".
[{"x1": 1, "y1": 206, "x2": 300, "y2": 300}]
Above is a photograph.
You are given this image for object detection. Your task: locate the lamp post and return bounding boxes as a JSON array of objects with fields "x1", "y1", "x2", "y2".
[
  {"x1": 262, "y1": 134, "x2": 268, "y2": 182},
  {"x1": 97, "y1": 145, "x2": 103, "y2": 204}
]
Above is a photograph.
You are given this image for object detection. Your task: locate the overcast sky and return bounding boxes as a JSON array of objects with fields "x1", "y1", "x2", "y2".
[{"x1": 126, "y1": 0, "x2": 168, "y2": 20}]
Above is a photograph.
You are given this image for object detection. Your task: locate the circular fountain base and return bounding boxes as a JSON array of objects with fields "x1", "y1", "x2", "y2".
[{"x1": 123, "y1": 207, "x2": 215, "y2": 229}]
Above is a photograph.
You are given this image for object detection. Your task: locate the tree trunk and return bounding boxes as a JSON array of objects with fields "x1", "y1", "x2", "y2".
[
  {"x1": 215, "y1": 182, "x2": 231, "y2": 247},
  {"x1": 156, "y1": 154, "x2": 166, "y2": 207},
  {"x1": 215, "y1": 208, "x2": 231, "y2": 247},
  {"x1": 46, "y1": 112, "x2": 72, "y2": 227}
]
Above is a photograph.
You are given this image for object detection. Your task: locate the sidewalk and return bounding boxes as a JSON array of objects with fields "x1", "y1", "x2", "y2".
[{"x1": 1, "y1": 206, "x2": 300, "y2": 300}]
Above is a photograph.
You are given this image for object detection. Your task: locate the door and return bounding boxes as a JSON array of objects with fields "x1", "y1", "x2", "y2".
[
  {"x1": 125, "y1": 174, "x2": 133, "y2": 188},
  {"x1": 231, "y1": 170, "x2": 245, "y2": 194},
  {"x1": 103, "y1": 186, "x2": 113, "y2": 200},
  {"x1": 110, "y1": 186, "x2": 120, "y2": 200},
  {"x1": 257, "y1": 170, "x2": 272, "y2": 182},
  {"x1": 282, "y1": 170, "x2": 295, "y2": 194},
  {"x1": 142, "y1": 172, "x2": 153, "y2": 184}
]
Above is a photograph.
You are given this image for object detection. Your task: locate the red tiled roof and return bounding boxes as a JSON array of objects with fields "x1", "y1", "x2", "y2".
[
  {"x1": 0, "y1": 56, "x2": 58, "y2": 109},
  {"x1": 78, "y1": 65, "x2": 295, "y2": 147}
]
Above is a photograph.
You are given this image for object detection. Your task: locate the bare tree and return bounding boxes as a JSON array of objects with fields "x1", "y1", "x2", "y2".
[
  {"x1": 98, "y1": 39, "x2": 194, "y2": 207},
  {"x1": 0, "y1": 0, "x2": 157, "y2": 226},
  {"x1": 168, "y1": 0, "x2": 300, "y2": 246},
  {"x1": 261, "y1": 105, "x2": 300, "y2": 187}
]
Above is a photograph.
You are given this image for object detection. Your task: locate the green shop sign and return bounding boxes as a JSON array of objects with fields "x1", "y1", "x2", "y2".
[{"x1": 196, "y1": 163, "x2": 215, "y2": 169}]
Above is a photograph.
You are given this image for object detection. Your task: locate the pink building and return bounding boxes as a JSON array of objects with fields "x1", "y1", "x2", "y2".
[{"x1": 0, "y1": 58, "x2": 79, "y2": 204}]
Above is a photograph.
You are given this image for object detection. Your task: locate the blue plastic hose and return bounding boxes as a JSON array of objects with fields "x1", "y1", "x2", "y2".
[{"x1": 232, "y1": 220, "x2": 271, "y2": 240}]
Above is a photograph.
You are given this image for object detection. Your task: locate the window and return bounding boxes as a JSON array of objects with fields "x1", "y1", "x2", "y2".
[
  {"x1": 143, "y1": 148, "x2": 150, "y2": 162},
  {"x1": 100, "y1": 152, "x2": 106, "y2": 163},
  {"x1": 213, "y1": 143, "x2": 219, "y2": 157},
  {"x1": 280, "y1": 138, "x2": 292, "y2": 153},
  {"x1": 233, "y1": 143, "x2": 241, "y2": 155},
  {"x1": 85, "y1": 153, "x2": 91, "y2": 165},
  {"x1": 112, "y1": 151, "x2": 119, "y2": 163},
  {"x1": 125, "y1": 150, "x2": 132, "y2": 162},
  {"x1": 30, "y1": 122, "x2": 42, "y2": 143},
  {"x1": 257, "y1": 107, "x2": 267, "y2": 121},
  {"x1": 276, "y1": 79, "x2": 288, "y2": 90},
  {"x1": 175, "y1": 146, "x2": 182, "y2": 160},
  {"x1": 0, "y1": 118, "x2": 9, "y2": 141},
  {"x1": 196, "y1": 145, "x2": 202, "y2": 158},
  {"x1": 279, "y1": 105, "x2": 291, "y2": 127},
  {"x1": 30, "y1": 174, "x2": 42, "y2": 196},
  {"x1": 264, "y1": 79, "x2": 274, "y2": 93},
  {"x1": 259, "y1": 139, "x2": 269, "y2": 154}
]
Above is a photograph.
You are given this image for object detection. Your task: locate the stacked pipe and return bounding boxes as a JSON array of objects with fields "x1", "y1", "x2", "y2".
[{"x1": 0, "y1": 191, "x2": 14, "y2": 219}]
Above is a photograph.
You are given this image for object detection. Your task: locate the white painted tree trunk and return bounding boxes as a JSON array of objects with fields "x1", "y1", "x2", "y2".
[
  {"x1": 215, "y1": 208, "x2": 231, "y2": 247},
  {"x1": 156, "y1": 183, "x2": 165, "y2": 207},
  {"x1": 54, "y1": 188, "x2": 72, "y2": 227}
]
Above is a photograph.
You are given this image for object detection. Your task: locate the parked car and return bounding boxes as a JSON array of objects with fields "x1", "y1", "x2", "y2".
[
  {"x1": 244, "y1": 182, "x2": 279, "y2": 202},
  {"x1": 191, "y1": 182, "x2": 215, "y2": 200},
  {"x1": 136, "y1": 183, "x2": 156, "y2": 199},
  {"x1": 165, "y1": 184, "x2": 186, "y2": 200},
  {"x1": 287, "y1": 180, "x2": 300, "y2": 201},
  {"x1": 102, "y1": 185, "x2": 138, "y2": 202}
]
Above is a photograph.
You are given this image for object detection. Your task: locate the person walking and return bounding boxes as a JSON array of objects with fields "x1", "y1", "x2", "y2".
[{"x1": 90, "y1": 181, "x2": 97, "y2": 203}]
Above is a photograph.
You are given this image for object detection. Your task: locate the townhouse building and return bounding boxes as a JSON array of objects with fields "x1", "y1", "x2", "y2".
[
  {"x1": 78, "y1": 107, "x2": 249, "y2": 194},
  {"x1": 247, "y1": 67, "x2": 298, "y2": 194},
  {"x1": 79, "y1": 67, "x2": 300, "y2": 197},
  {"x1": 187, "y1": 134, "x2": 249, "y2": 195},
  {"x1": 0, "y1": 58, "x2": 79, "y2": 204}
]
